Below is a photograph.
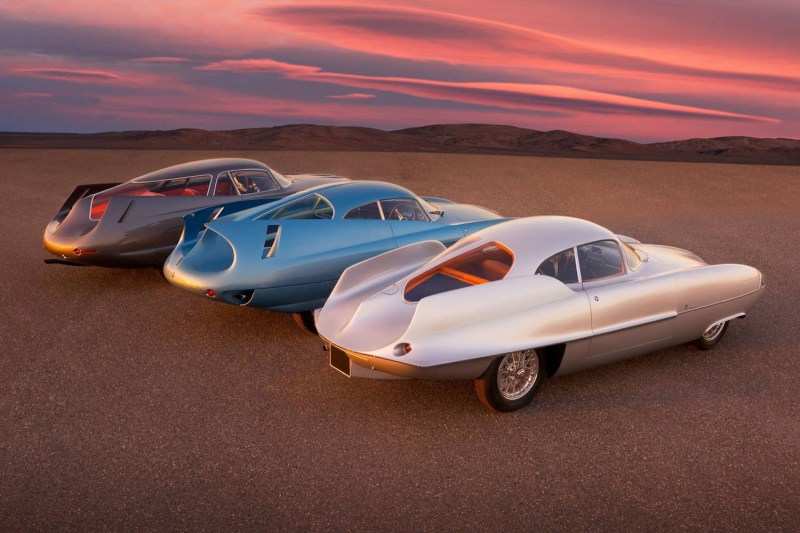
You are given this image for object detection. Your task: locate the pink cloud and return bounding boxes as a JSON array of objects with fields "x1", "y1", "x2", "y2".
[
  {"x1": 197, "y1": 58, "x2": 778, "y2": 123},
  {"x1": 198, "y1": 59, "x2": 321, "y2": 77},
  {"x1": 132, "y1": 56, "x2": 191, "y2": 63},
  {"x1": 327, "y1": 93, "x2": 376, "y2": 100},
  {"x1": 259, "y1": 4, "x2": 800, "y2": 92},
  {"x1": 14, "y1": 68, "x2": 120, "y2": 82}
]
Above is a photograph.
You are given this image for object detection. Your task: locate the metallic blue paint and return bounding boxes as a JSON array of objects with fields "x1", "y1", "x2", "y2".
[{"x1": 164, "y1": 181, "x2": 509, "y2": 312}]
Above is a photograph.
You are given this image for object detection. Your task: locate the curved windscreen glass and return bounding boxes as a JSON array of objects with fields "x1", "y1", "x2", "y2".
[
  {"x1": 577, "y1": 240, "x2": 625, "y2": 281},
  {"x1": 230, "y1": 170, "x2": 279, "y2": 195},
  {"x1": 404, "y1": 241, "x2": 513, "y2": 302},
  {"x1": 621, "y1": 241, "x2": 642, "y2": 271},
  {"x1": 258, "y1": 194, "x2": 333, "y2": 220}
]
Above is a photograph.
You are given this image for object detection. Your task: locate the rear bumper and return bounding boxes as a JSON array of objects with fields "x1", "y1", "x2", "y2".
[{"x1": 321, "y1": 337, "x2": 493, "y2": 380}]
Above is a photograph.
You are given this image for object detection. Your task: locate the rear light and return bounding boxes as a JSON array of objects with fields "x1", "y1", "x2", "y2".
[
  {"x1": 73, "y1": 248, "x2": 98, "y2": 256},
  {"x1": 393, "y1": 343, "x2": 412, "y2": 357},
  {"x1": 89, "y1": 197, "x2": 109, "y2": 220},
  {"x1": 205, "y1": 289, "x2": 217, "y2": 298}
]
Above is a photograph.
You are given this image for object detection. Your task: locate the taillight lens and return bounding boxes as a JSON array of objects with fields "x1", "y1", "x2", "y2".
[{"x1": 90, "y1": 197, "x2": 109, "y2": 220}]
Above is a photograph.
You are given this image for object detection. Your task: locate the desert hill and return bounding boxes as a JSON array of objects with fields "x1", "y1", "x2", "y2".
[{"x1": 1, "y1": 124, "x2": 797, "y2": 165}]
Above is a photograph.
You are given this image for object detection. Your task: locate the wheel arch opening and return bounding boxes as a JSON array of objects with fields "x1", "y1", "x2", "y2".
[{"x1": 538, "y1": 343, "x2": 566, "y2": 377}]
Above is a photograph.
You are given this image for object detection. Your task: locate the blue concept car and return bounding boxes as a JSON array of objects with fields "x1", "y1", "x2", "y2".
[{"x1": 163, "y1": 180, "x2": 508, "y2": 327}]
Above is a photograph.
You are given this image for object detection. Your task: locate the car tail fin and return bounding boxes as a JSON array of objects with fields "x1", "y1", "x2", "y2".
[{"x1": 52, "y1": 183, "x2": 119, "y2": 225}]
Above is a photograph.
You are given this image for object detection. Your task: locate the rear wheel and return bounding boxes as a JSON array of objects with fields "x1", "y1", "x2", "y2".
[
  {"x1": 292, "y1": 311, "x2": 318, "y2": 334},
  {"x1": 695, "y1": 321, "x2": 729, "y2": 350},
  {"x1": 474, "y1": 349, "x2": 545, "y2": 412}
]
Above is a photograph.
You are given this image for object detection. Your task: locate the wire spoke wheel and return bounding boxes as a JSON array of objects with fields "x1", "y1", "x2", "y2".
[{"x1": 496, "y1": 350, "x2": 540, "y2": 401}]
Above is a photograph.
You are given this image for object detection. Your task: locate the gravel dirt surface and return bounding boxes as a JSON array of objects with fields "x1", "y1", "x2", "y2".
[{"x1": 2, "y1": 149, "x2": 799, "y2": 530}]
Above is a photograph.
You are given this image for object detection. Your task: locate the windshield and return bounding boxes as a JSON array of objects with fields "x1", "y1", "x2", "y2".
[
  {"x1": 257, "y1": 193, "x2": 333, "y2": 220},
  {"x1": 418, "y1": 197, "x2": 443, "y2": 220},
  {"x1": 271, "y1": 169, "x2": 292, "y2": 188},
  {"x1": 621, "y1": 241, "x2": 642, "y2": 271}
]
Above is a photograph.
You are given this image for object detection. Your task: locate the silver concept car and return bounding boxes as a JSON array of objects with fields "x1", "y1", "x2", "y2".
[
  {"x1": 43, "y1": 158, "x2": 346, "y2": 267},
  {"x1": 317, "y1": 216, "x2": 765, "y2": 412}
]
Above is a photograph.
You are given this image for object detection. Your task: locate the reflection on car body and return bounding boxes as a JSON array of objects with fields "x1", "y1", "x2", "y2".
[{"x1": 316, "y1": 216, "x2": 765, "y2": 412}]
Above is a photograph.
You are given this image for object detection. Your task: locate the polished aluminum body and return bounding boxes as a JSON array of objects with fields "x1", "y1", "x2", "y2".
[
  {"x1": 317, "y1": 216, "x2": 764, "y2": 384},
  {"x1": 43, "y1": 158, "x2": 346, "y2": 267}
]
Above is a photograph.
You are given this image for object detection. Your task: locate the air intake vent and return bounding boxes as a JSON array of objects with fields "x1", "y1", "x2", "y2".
[{"x1": 262, "y1": 224, "x2": 281, "y2": 258}]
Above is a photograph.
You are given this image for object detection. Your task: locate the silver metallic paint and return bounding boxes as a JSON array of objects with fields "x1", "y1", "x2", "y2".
[{"x1": 317, "y1": 216, "x2": 764, "y2": 383}]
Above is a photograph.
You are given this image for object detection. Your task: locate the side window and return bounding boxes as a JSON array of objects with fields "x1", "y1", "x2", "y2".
[
  {"x1": 535, "y1": 248, "x2": 578, "y2": 284},
  {"x1": 214, "y1": 173, "x2": 237, "y2": 196},
  {"x1": 153, "y1": 178, "x2": 188, "y2": 196},
  {"x1": 231, "y1": 170, "x2": 279, "y2": 195},
  {"x1": 185, "y1": 176, "x2": 211, "y2": 196},
  {"x1": 577, "y1": 240, "x2": 625, "y2": 281},
  {"x1": 344, "y1": 202, "x2": 382, "y2": 220},
  {"x1": 151, "y1": 175, "x2": 212, "y2": 197},
  {"x1": 381, "y1": 198, "x2": 429, "y2": 221}
]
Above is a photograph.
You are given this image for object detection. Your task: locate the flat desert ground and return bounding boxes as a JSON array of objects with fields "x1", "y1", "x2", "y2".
[{"x1": 2, "y1": 149, "x2": 799, "y2": 530}]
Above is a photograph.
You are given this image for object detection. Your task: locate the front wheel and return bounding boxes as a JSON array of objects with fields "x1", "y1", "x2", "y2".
[
  {"x1": 474, "y1": 349, "x2": 545, "y2": 412},
  {"x1": 695, "y1": 321, "x2": 729, "y2": 350}
]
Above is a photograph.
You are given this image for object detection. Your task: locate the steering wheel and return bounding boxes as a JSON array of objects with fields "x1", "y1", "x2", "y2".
[{"x1": 389, "y1": 204, "x2": 415, "y2": 221}]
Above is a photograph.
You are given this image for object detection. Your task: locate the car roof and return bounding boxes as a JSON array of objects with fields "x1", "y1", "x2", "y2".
[
  {"x1": 465, "y1": 216, "x2": 618, "y2": 270},
  {"x1": 132, "y1": 158, "x2": 271, "y2": 183},
  {"x1": 320, "y1": 180, "x2": 421, "y2": 215},
  {"x1": 223, "y1": 180, "x2": 421, "y2": 221}
]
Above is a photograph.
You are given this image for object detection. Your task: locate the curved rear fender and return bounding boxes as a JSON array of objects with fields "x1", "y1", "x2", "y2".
[
  {"x1": 401, "y1": 276, "x2": 591, "y2": 366},
  {"x1": 318, "y1": 241, "x2": 446, "y2": 338}
]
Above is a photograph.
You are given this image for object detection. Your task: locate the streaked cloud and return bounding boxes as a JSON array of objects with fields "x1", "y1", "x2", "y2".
[
  {"x1": 198, "y1": 58, "x2": 777, "y2": 123},
  {"x1": 259, "y1": 4, "x2": 800, "y2": 90},
  {"x1": 327, "y1": 93, "x2": 376, "y2": 100},
  {"x1": 132, "y1": 57, "x2": 192, "y2": 63},
  {"x1": 0, "y1": 1, "x2": 796, "y2": 140},
  {"x1": 13, "y1": 68, "x2": 120, "y2": 82}
]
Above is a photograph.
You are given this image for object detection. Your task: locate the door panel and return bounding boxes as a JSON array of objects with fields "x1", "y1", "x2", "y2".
[{"x1": 584, "y1": 276, "x2": 677, "y2": 359}]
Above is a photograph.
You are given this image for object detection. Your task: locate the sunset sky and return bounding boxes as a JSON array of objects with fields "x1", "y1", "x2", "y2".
[{"x1": 1, "y1": 0, "x2": 797, "y2": 141}]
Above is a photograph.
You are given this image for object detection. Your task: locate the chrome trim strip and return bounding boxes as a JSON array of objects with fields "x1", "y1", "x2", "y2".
[
  {"x1": 591, "y1": 311, "x2": 677, "y2": 336},
  {"x1": 676, "y1": 285, "x2": 764, "y2": 315}
]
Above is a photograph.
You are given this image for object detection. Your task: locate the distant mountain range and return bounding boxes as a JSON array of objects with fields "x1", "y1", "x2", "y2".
[{"x1": 1, "y1": 124, "x2": 798, "y2": 165}]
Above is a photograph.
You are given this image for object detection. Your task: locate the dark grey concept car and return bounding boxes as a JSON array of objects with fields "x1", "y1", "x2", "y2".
[{"x1": 43, "y1": 158, "x2": 347, "y2": 267}]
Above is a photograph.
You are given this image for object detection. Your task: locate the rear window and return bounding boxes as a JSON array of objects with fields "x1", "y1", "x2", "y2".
[
  {"x1": 89, "y1": 175, "x2": 211, "y2": 220},
  {"x1": 404, "y1": 242, "x2": 513, "y2": 302}
]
